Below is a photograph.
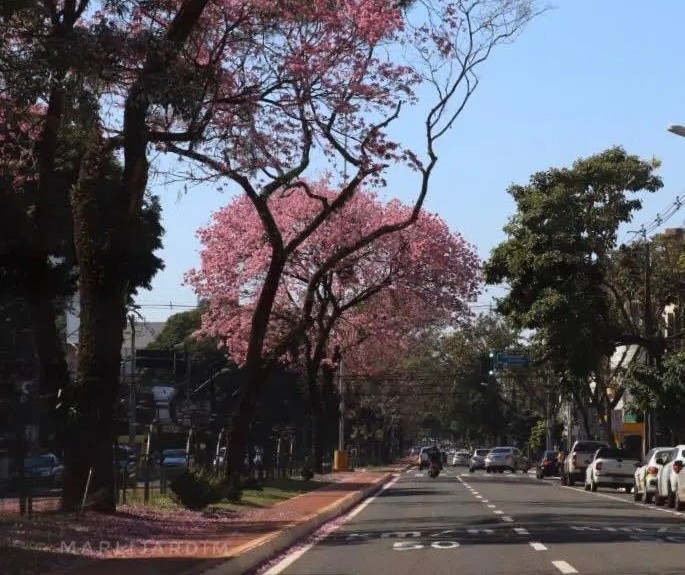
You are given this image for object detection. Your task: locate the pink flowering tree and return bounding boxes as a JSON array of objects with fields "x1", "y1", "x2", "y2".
[
  {"x1": 2, "y1": 0, "x2": 539, "y2": 502},
  {"x1": 188, "y1": 184, "x2": 480, "y2": 470},
  {"x1": 174, "y1": 0, "x2": 538, "y2": 487}
]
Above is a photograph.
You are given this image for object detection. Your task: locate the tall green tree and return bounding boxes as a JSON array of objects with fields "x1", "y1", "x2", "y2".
[{"x1": 484, "y1": 147, "x2": 663, "y2": 443}]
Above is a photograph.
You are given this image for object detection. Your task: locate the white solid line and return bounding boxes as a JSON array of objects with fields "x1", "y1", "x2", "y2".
[
  {"x1": 487, "y1": 504, "x2": 496, "y2": 508},
  {"x1": 530, "y1": 542, "x2": 547, "y2": 551},
  {"x1": 514, "y1": 527, "x2": 529, "y2": 535},
  {"x1": 552, "y1": 560, "x2": 578, "y2": 574},
  {"x1": 262, "y1": 475, "x2": 400, "y2": 575}
]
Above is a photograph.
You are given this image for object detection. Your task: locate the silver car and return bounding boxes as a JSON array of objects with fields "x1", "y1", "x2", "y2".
[
  {"x1": 452, "y1": 450, "x2": 471, "y2": 466},
  {"x1": 469, "y1": 448, "x2": 491, "y2": 472},
  {"x1": 485, "y1": 446, "x2": 523, "y2": 473}
]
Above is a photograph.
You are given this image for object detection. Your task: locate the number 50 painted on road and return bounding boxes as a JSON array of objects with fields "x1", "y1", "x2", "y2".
[{"x1": 393, "y1": 541, "x2": 460, "y2": 550}]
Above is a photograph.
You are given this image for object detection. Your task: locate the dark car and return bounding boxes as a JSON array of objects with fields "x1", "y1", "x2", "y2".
[
  {"x1": 536, "y1": 450, "x2": 559, "y2": 479},
  {"x1": 23, "y1": 453, "x2": 64, "y2": 487}
]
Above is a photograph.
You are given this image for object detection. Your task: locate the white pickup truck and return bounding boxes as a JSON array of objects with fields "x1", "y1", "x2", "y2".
[
  {"x1": 562, "y1": 440, "x2": 609, "y2": 486},
  {"x1": 584, "y1": 446, "x2": 641, "y2": 492}
]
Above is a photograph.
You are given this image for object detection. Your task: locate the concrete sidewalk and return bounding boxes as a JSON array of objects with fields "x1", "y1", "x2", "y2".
[{"x1": 42, "y1": 467, "x2": 404, "y2": 575}]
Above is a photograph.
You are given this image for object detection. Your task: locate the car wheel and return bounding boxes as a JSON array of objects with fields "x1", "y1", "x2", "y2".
[
  {"x1": 625, "y1": 484, "x2": 633, "y2": 494},
  {"x1": 561, "y1": 473, "x2": 568, "y2": 486},
  {"x1": 469, "y1": 467, "x2": 474, "y2": 473},
  {"x1": 536, "y1": 470, "x2": 543, "y2": 480},
  {"x1": 590, "y1": 478, "x2": 597, "y2": 492},
  {"x1": 644, "y1": 492, "x2": 654, "y2": 504},
  {"x1": 584, "y1": 481, "x2": 590, "y2": 491},
  {"x1": 633, "y1": 483, "x2": 642, "y2": 501},
  {"x1": 655, "y1": 488, "x2": 666, "y2": 506},
  {"x1": 568, "y1": 476, "x2": 576, "y2": 486},
  {"x1": 486, "y1": 468, "x2": 491, "y2": 473}
]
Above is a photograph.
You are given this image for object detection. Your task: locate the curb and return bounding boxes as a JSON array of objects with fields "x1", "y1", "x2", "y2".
[{"x1": 182, "y1": 472, "x2": 395, "y2": 575}]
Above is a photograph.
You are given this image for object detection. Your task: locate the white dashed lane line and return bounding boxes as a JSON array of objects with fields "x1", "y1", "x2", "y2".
[
  {"x1": 530, "y1": 542, "x2": 547, "y2": 551},
  {"x1": 552, "y1": 560, "x2": 579, "y2": 574},
  {"x1": 514, "y1": 527, "x2": 529, "y2": 535}
]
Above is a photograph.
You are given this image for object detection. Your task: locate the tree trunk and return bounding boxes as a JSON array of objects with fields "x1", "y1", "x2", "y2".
[
  {"x1": 306, "y1": 367, "x2": 325, "y2": 473},
  {"x1": 63, "y1": 138, "x2": 128, "y2": 513},
  {"x1": 225, "y1": 364, "x2": 264, "y2": 492},
  {"x1": 26, "y1": 286, "x2": 71, "y2": 455}
]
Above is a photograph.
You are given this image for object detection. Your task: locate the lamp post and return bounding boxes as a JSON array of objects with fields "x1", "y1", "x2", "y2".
[{"x1": 667, "y1": 124, "x2": 685, "y2": 138}]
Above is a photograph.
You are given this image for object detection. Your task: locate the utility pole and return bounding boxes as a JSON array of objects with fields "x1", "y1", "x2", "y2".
[
  {"x1": 128, "y1": 314, "x2": 136, "y2": 445},
  {"x1": 642, "y1": 230, "x2": 654, "y2": 453},
  {"x1": 338, "y1": 357, "x2": 345, "y2": 452}
]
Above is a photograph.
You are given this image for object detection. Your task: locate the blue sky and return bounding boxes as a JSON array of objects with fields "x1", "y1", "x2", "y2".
[{"x1": 135, "y1": 0, "x2": 685, "y2": 322}]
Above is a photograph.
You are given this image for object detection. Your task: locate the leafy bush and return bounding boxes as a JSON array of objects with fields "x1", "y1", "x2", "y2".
[{"x1": 169, "y1": 467, "x2": 226, "y2": 510}]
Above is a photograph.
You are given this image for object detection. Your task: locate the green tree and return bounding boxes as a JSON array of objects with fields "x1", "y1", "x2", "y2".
[{"x1": 484, "y1": 147, "x2": 663, "y2": 443}]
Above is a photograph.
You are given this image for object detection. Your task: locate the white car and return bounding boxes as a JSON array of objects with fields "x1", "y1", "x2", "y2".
[
  {"x1": 655, "y1": 444, "x2": 685, "y2": 509},
  {"x1": 452, "y1": 450, "x2": 471, "y2": 466},
  {"x1": 584, "y1": 446, "x2": 639, "y2": 492},
  {"x1": 633, "y1": 446, "x2": 673, "y2": 503}
]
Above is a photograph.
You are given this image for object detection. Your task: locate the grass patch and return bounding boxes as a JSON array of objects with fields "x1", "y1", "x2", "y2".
[{"x1": 118, "y1": 477, "x2": 330, "y2": 512}]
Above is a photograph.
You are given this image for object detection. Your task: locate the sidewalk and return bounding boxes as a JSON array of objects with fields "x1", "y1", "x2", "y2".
[{"x1": 37, "y1": 466, "x2": 404, "y2": 575}]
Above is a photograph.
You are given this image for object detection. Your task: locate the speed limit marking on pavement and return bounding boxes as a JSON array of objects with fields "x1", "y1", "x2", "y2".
[{"x1": 393, "y1": 541, "x2": 460, "y2": 550}]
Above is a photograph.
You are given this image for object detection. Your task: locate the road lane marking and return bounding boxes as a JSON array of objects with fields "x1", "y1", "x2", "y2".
[
  {"x1": 468, "y1": 528, "x2": 494, "y2": 534},
  {"x1": 562, "y1": 485, "x2": 685, "y2": 517},
  {"x1": 501, "y1": 516, "x2": 514, "y2": 522},
  {"x1": 261, "y1": 474, "x2": 401, "y2": 574},
  {"x1": 552, "y1": 560, "x2": 578, "y2": 574},
  {"x1": 530, "y1": 542, "x2": 547, "y2": 551},
  {"x1": 514, "y1": 527, "x2": 529, "y2": 535},
  {"x1": 487, "y1": 504, "x2": 496, "y2": 508},
  {"x1": 481, "y1": 499, "x2": 489, "y2": 503},
  {"x1": 475, "y1": 495, "x2": 483, "y2": 499},
  {"x1": 494, "y1": 510, "x2": 503, "y2": 514}
]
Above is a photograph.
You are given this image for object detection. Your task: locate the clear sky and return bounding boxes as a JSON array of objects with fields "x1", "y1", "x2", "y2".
[{"x1": 134, "y1": 0, "x2": 685, "y2": 323}]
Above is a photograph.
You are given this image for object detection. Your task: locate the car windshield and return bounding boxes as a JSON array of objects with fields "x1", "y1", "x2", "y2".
[
  {"x1": 597, "y1": 448, "x2": 631, "y2": 459},
  {"x1": 475, "y1": 449, "x2": 489, "y2": 456},
  {"x1": 25, "y1": 455, "x2": 53, "y2": 468},
  {"x1": 574, "y1": 442, "x2": 606, "y2": 452},
  {"x1": 490, "y1": 448, "x2": 511, "y2": 454},
  {"x1": 653, "y1": 449, "x2": 671, "y2": 461},
  {"x1": 163, "y1": 449, "x2": 186, "y2": 458}
]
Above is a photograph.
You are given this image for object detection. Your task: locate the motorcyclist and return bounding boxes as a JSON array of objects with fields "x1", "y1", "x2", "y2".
[{"x1": 427, "y1": 443, "x2": 443, "y2": 470}]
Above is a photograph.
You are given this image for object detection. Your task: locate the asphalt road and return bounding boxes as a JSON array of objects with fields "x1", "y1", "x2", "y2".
[{"x1": 258, "y1": 467, "x2": 685, "y2": 575}]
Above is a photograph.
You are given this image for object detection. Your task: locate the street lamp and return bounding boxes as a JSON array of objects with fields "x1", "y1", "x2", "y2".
[{"x1": 667, "y1": 124, "x2": 685, "y2": 138}]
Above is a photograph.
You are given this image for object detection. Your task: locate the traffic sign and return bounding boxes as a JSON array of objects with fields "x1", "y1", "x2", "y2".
[{"x1": 496, "y1": 353, "x2": 530, "y2": 367}]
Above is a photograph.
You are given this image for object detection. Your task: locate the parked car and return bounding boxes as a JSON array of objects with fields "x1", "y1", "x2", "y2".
[
  {"x1": 562, "y1": 440, "x2": 609, "y2": 486},
  {"x1": 485, "y1": 446, "x2": 523, "y2": 473},
  {"x1": 469, "y1": 448, "x2": 490, "y2": 472},
  {"x1": 655, "y1": 444, "x2": 685, "y2": 509},
  {"x1": 535, "y1": 450, "x2": 559, "y2": 479},
  {"x1": 23, "y1": 453, "x2": 64, "y2": 487},
  {"x1": 161, "y1": 448, "x2": 190, "y2": 476},
  {"x1": 584, "y1": 446, "x2": 640, "y2": 492},
  {"x1": 633, "y1": 446, "x2": 673, "y2": 503}
]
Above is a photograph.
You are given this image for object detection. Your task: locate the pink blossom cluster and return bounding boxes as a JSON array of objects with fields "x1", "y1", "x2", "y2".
[{"x1": 186, "y1": 180, "x2": 480, "y2": 365}]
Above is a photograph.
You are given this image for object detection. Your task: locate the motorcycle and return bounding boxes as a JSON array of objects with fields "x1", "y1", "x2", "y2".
[{"x1": 428, "y1": 461, "x2": 440, "y2": 478}]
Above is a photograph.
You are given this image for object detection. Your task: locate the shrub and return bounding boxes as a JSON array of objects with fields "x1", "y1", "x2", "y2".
[{"x1": 169, "y1": 467, "x2": 227, "y2": 510}]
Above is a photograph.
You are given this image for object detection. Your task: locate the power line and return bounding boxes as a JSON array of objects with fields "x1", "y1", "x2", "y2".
[{"x1": 627, "y1": 194, "x2": 685, "y2": 241}]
